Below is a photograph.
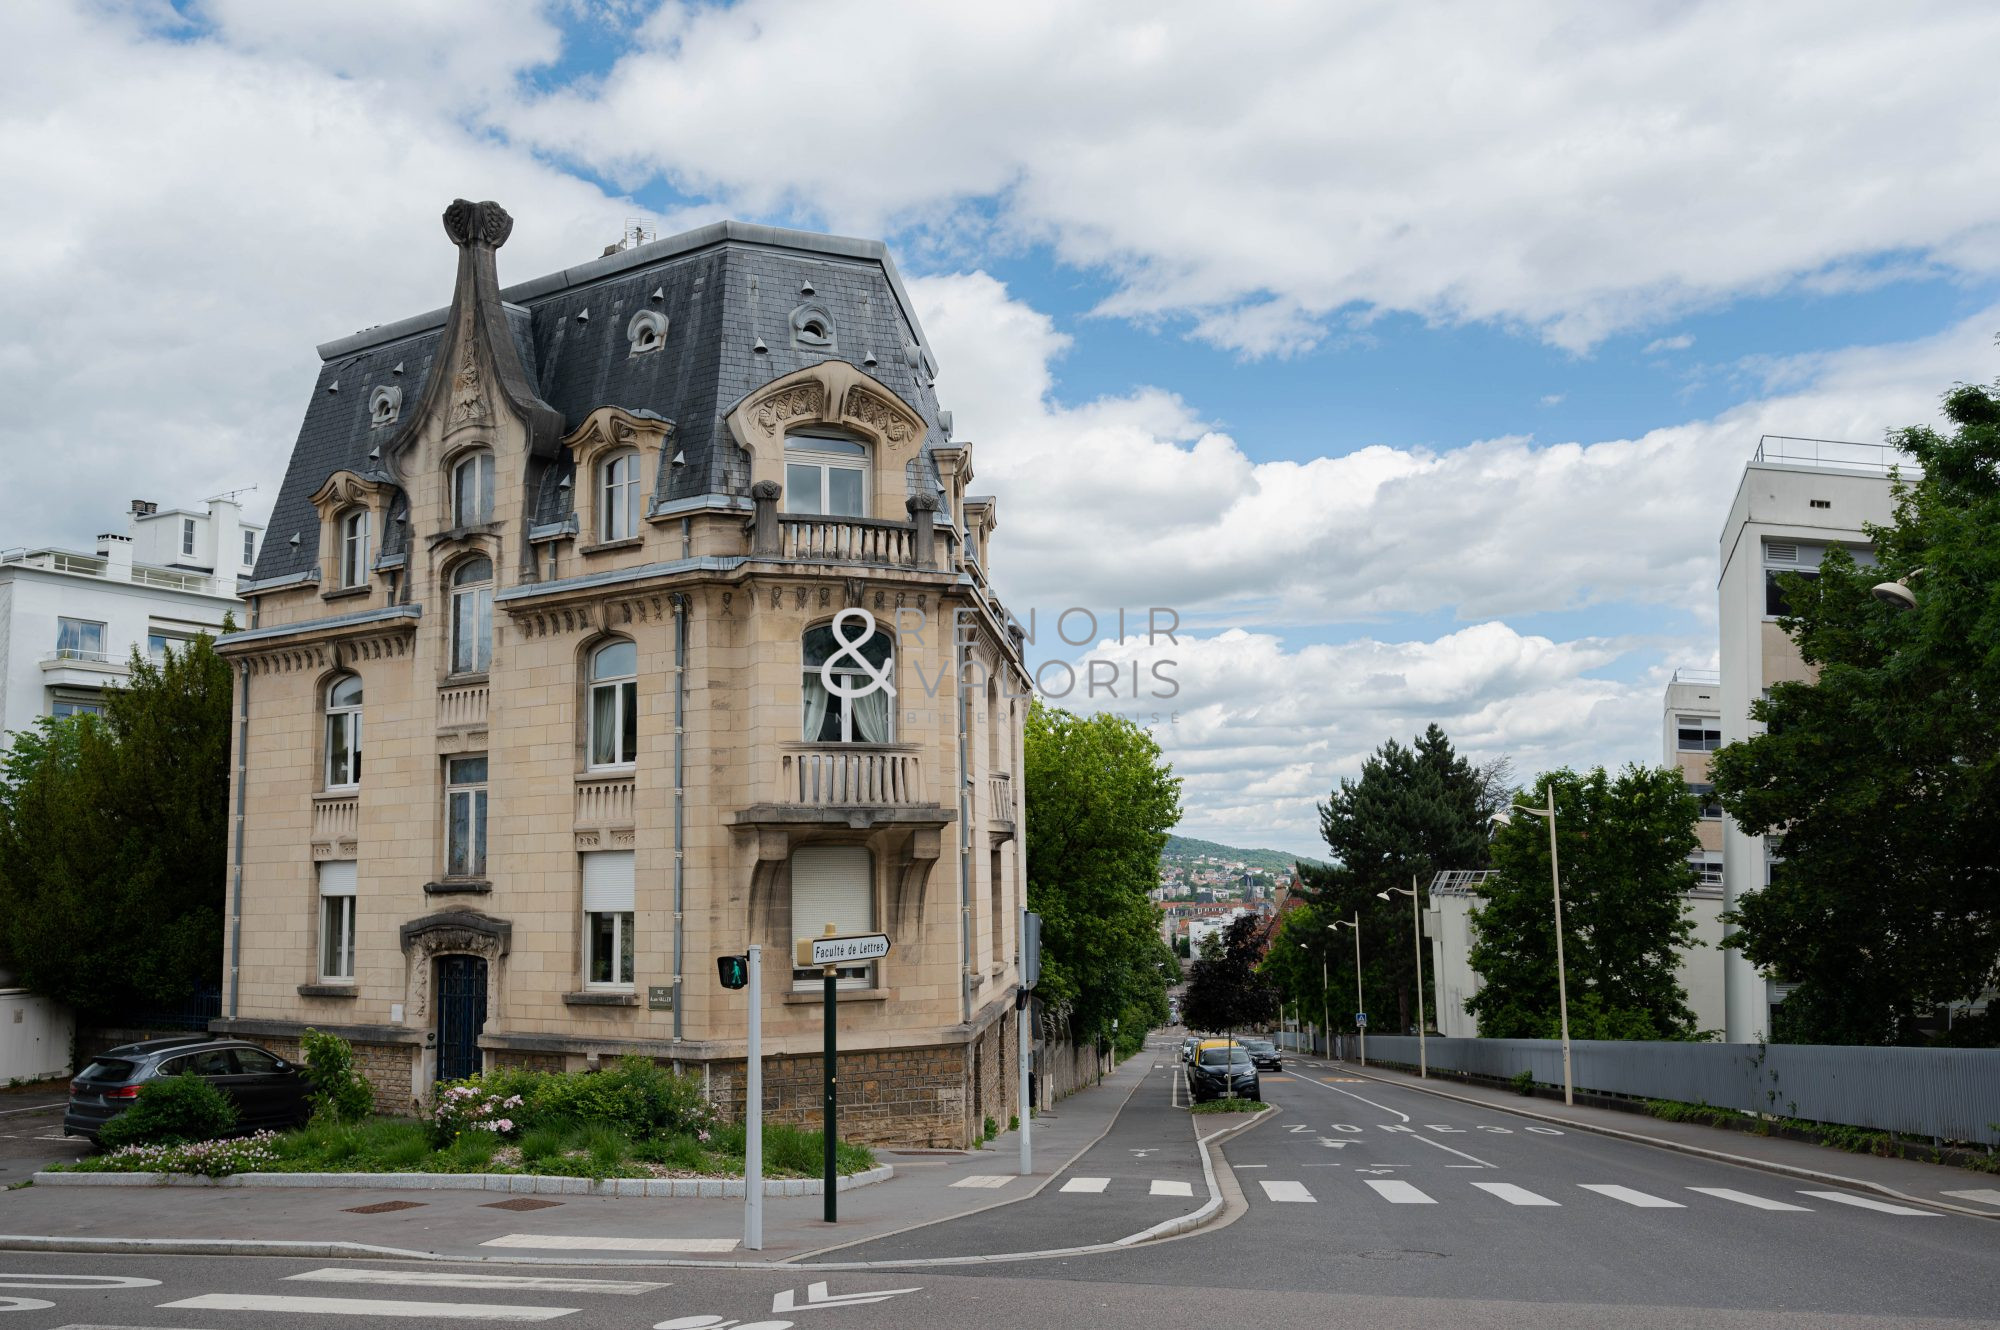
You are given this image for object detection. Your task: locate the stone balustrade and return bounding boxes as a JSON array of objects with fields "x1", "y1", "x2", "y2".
[
  {"x1": 780, "y1": 744, "x2": 926, "y2": 807},
  {"x1": 575, "y1": 775, "x2": 635, "y2": 828},
  {"x1": 438, "y1": 682, "x2": 489, "y2": 730}
]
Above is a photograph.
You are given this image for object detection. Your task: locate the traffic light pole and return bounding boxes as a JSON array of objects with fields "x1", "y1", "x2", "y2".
[
  {"x1": 743, "y1": 944, "x2": 763, "y2": 1251},
  {"x1": 823, "y1": 960, "x2": 838, "y2": 1223}
]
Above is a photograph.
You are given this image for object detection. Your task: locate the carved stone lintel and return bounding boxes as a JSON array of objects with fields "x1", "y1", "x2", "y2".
[
  {"x1": 842, "y1": 385, "x2": 919, "y2": 445},
  {"x1": 751, "y1": 383, "x2": 825, "y2": 435}
]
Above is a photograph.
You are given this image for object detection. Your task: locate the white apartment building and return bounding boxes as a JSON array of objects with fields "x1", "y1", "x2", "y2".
[
  {"x1": 1716, "y1": 437, "x2": 1899, "y2": 1042},
  {"x1": 1662, "y1": 669, "x2": 1726, "y2": 1035},
  {"x1": 0, "y1": 497, "x2": 260, "y2": 736}
]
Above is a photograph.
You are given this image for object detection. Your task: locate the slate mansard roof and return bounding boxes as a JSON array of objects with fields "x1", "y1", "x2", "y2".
[{"x1": 251, "y1": 220, "x2": 951, "y2": 587}]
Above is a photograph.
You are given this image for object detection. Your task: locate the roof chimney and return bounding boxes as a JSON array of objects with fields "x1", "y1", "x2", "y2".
[{"x1": 130, "y1": 499, "x2": 157, "y2": 516}]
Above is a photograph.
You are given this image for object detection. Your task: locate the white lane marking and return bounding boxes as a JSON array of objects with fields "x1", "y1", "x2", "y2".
[
  {"x1": 1409, "y1": 1133, "x2": 1494, "y2": 1168},
  {"x1": 0, "y1": 1297, "x2": 52, "y2": 1312},
  {"x1": 1942, "y1": 1188, "x2": 2000, "y2": 1207},
  {"x1": 160, "y1": 1293, "x2": 576, "y2": 1320},
  {"x1": 1798, "y1": 1190, "x2": 1941, "y2": 1216},
  {"x1": 950, "y1": 1174, "x2": 1015, "y2": 1189},
  {"x1": 1472, "y1": 1182, "x2": 1559, "y2": 1206},
  {"x1": 287, "y1": 1269, "x2": 668, "y2": 1294},
  {"x1": 1059, "y1": 1176, "x2": 1110, "y2": 1194},
  {"x1": 1687, "y1": 1188, "x2": 1812, "y2": 1212},
  {"x1": 0, "y1": 1101, "x2": 67, "y2": 1116},
  {"x1": 1236, "y1": 1163, "x2": 1269, "y2": 1169},
  {"x1": 771, "y1": 1282, "x2": 921, "y2": 1312},
  {"x1": 1365, "y1": 1180, "x2": 1435, "y2": 1204},
  {"x1": 1579, "y1": 1185, "x2": 1684, "y2": 1209},
  {"x1": 1320, "y1": 1084, "x2": 1411, "y2": 1123},
  {"x1": 0, "y1": 1275, "x2": 161, "y2": 1289},
  {"x1": 1259, "y1": 1180, "x2": 1316, "y2": 1203},
  {"x1": 1150, "y1": 1179, "x2": 1194, "y2": 1196},
  {"x1": 481, "y1": 1234, "x2": 740, "y2": 1252}
]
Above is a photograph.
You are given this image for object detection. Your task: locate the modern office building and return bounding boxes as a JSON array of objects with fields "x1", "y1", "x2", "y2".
[
  {"x1": 1715, "y1": 436, "x2": 1899, "y2": 1042},
  {"x1": 212, "y1": 202, "x2": 1028, "y2": 1147},
  {"x1": 1661, "y1": 668, "x2": 1726, "y2": 1035}
]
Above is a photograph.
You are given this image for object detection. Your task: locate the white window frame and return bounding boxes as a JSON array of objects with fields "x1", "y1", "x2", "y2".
[
  {"x1": 582, "y1": 850, "x2": 636, "y2": 989},
  {"x1": 802, "y1": 622, "x2": 894, "y2": 745},
  {"x1": 324, "y1": 675, "x2": 363, "y2": 789},
  {"x1": 789, "y1": 845, "x2": 876, "y2": 991},
  {"x1": 50, "y1": 694, "x2": 105, "y2": 720},
  {"x1": 444, "y1": 754, "x2": 488, "y2": 879},
  {"x1": 452, "y1": 451, "x2": 495, "y2": 528},
  {"x1": 241, "y1": 529, "x2": 257, "y2": 567},
  {"x1": 338, "y1": 509, "x2": 370, "y2": 588},
  {"x1": 599, "y1": 450, "x2": 640, "y2": 541},
  {"x1": 181, "y1": 517, "x2": 197, "y2": 558},
  {"x1": 318, "y1": 861, "x2": 357, "y2": 982},
  {"x1": 1675, "y1": 715, "x2": 1721, "y2": 752},
  {"x1": 783, "y1": 433, "x2": 869, "y2": 518},
  {"x1": 587, "y1": 640, "x2": 638, "y2": 769},
  {"x1": 147, "y1": 631, "x2": 192, "y2": 664},
  {"x1": 1689, "y1": 852, "x2": 1724, "y2": 890},
  {"x1": 55, "y1": 617, "x2": 107, "y2": 661},
  {"x1": 450, "y1": 558, "x2": 494, "y2": 675}
]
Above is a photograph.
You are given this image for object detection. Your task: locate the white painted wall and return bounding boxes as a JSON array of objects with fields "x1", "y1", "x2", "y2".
[{"x1": 0, "y1": 988, "x2": 72, "y2": 1082}]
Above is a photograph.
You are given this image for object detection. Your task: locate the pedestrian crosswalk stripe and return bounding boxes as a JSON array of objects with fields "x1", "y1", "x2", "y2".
[
  {"x1": 1579, "y1": 1185, "x2": 1684, "y2": 1209},
  {"x1": 286, "y1": 1269, "x2": 666, "y2": 1294},
  {"x1": 1151, "y1": 1179, "x2": 1194, "y2": 1197},
  {"x1": 1687, "y1": 1188, "x2": 1812, "y2": 1212},
  {"x1": 951, "y1": 1174, "x2": 1016, "y2": 1189},
  {"x1": 1472, "y1": 1182, "x2": 1559, "y2": 1206},
  {"x1": 1365, "y1": 1180, "x2": 1435, "y2": 1204},
  {"x1": 1798, "y1": 1190, "x2": 1940, "y2": 1216},
  {"x1": 1260, "y1": 1180, "x2": 1316, "y2": 1203},
  {"x1": 481, "y1": 1233, "x2": 739, "y2": 1252},
  {"x1": 161, "y1": 1293, "x2": 577, "y2": 1320},
  {"x1": 1059, "y1": 1176, "x2": 1110, "y2": 1193},
  {"x1": 1942, "y1": 1188, "x2": 2000, "y2": 1207}
]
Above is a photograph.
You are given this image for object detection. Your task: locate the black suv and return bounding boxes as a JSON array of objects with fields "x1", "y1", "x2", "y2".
[
  {"x1": 64, "y1": 1036, "x2": 311, "y2": 1142},
  {"x1": 1187, "y1": 1043, "x2": 1260, "y2": 1103},
  {"x1": 1239, "y1": 1037, "x2": 1283, "y2": 1071}
]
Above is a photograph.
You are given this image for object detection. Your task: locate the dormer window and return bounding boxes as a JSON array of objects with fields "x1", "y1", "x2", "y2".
[
  {"x1": 784, "y1": 431, "x2": 868, "y2": 518},
  {"x1": 790, "y1": 301, "x2": 835, "y2": 350},
  {"x1": 600, "y1": 450, "x2": 641, "y2": 541},
  {"x1": 452, "y1": 451, "x2": 494, "y2": 527},
  {"x1": 337, "y1": 509, "x2": 370, "y2": 588},
  {"x1": 626, "y1": 309, "x2": 669, "y2": 356}
]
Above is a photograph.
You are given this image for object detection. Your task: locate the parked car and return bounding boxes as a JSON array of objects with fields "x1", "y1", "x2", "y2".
[
  {"x1": 1180, "y1": 1035, "x2": 1203, "y2": 1064},
  {"x1": 64, "y1": 1036, "x2": 312, "y2": 1142},
  {"x1": 1187, "y1": 1041, "x2": 1260, "y2": 1102},
  {"x1": 1239, "y1": 1037, "x2": 1283, "y2": 1071}
]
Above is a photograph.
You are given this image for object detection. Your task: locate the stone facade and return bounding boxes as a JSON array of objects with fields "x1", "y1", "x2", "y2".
[{"x1": 212, "y1": 204, "x2": 1027, "y2": 1147}]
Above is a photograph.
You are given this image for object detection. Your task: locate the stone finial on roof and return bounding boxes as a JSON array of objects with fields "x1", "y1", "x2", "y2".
[{"x1": 442, "y1": 199, "x2": 514, "y2": 249}]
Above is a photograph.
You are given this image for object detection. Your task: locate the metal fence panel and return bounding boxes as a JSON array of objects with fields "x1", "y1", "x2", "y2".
[{"x1": 1358, "y1": 1037, "x2": 2000, "y2": 1146}]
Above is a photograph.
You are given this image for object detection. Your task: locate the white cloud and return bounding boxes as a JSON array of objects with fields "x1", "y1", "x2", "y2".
[
  {"x1": 1540, "y1": 393, "x2": 1566, "y2": 406},
  {"x1": 1645, "y1": 333, "x2": 1697, "y2": 354},
  {"x1": 506, "y1": 1, "x2": 2000, "y2": 352},
  {"x1": 913, "y1": 271, "x2": 1982, "y2": 631}
]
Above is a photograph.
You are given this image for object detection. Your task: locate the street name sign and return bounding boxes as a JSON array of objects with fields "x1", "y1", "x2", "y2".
[{"x1": 796, "y1": 932, "x2": 892, "y2": 968}]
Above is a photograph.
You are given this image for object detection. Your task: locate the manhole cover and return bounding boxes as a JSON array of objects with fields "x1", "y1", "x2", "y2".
[
  {"x1": 483, "y1": 1197, "x2": 565, "y2": 1211},
  {"x1": 1357, "y1": 1250, "x2": 1446, "y2": 1261},
  {"x1": 343, "y1": 1200, "x2": 427, "y2": 1214}
]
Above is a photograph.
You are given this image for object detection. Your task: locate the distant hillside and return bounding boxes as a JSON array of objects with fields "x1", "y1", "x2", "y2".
[{"x1": 1162, "y1": 834, "x2": 1324, "y2": 876}]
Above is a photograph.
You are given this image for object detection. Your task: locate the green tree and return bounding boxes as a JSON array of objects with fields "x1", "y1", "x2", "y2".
[
  {"x1": 1023, "y1": 701, "x2": 1182, "y2": 1053},
  {"x1": 1302, "y1": 725, "x2": 1498, "y2": 1032},
  {"x1": 1181, "y1": 915, "x2": 1279, "y2": 1043},
  {"x1": 1710, "y1": 381, "x2": 2000, "y2": 1045},
  {"x1": 0, "y1": 631, "x2": 232, "y2": 1017},
  {"x1": 1467, "y1": 766, "x2": 1701, "y2": 1040}
]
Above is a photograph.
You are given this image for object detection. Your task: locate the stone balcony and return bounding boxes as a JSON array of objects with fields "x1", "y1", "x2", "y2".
[
  {"x1": 310, "y1": 793, "x2": 358, "y2": 859},
  {"x1": 746, "y1": 484, "x2": 949, "y2": 571},
  {"x1": 728, "y1": 742, "x2": 948, "y2": 835}
]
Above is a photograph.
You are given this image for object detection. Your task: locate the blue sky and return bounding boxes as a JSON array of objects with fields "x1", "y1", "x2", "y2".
[{"x1": 7, "y1": 0, "x2": 2000, "y2": 854}]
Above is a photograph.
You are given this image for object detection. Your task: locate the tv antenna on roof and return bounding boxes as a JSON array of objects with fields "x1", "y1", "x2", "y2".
[{"x1": 206, "y1": 486, "x2": 259, "y2": 504}]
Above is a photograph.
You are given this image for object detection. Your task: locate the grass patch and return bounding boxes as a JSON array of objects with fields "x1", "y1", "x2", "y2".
[{"x1": 1191, "y1": 1099, "x2": 1270, "y2": 1115}]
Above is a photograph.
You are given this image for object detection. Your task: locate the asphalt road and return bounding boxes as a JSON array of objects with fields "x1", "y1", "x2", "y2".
[
  {"x1": 0, "y1": 1043, "x2": 1994, "y2": 1328},
  {"x1": 0, "y1": 1097, "x2": 84, "y2": 1186}
]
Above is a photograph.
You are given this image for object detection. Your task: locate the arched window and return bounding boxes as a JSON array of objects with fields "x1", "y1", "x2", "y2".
[
  {"x1": 325, "y1": 674, "x2": 363, "y2": 788},
  {"x1": 803, "y1": 617, "x2": 892, "y2": 744},
  {"x1": 587, "y1": 639, "x2": 638, "y2": 768},
  {"x1": 784, "y1": 431, "x2": 869, "y2": 518},
  {"x1": 452, "y1": 451, "x2": 494, "y2": 527},
  {"x1": 450, "y1": 557, "x2": 493, "y2": 675},
  {"x1": 600, "y1": 450, "x2": 640, "y2": 541},
  {"x1": 337, "y1": 509, "x2": 370, "y2": 588}
]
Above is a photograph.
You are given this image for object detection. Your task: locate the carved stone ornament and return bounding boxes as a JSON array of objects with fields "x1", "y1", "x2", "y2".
[
  {"x1": 450, "y1": 349, "x2": 485, "y2": 425},
  {"x1": 751, "y1": 383, "x2": 825, "y2": 434},
  {"x1": 400, "y1": 908, "x2": 511, "y2": 1023},
  {"x1": 842, "y1": 385, "x2": 917, "y2": 444},
  {"x1": 442, "y1": 199, "x2": 514, "y2": 249},
  {"x1": 751, "y1": 479, "x2": 782, "y2": 502}
]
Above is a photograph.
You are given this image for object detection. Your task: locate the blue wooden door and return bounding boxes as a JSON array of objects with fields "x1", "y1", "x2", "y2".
[{"x1": 436, "y1": 955, "x2": 488, "y2": 1084}]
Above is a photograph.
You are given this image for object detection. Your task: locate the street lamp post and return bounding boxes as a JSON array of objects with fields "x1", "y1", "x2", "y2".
[
  {"x1": 1493, "y1": 784, "x2": 1574, "y2": 1106},
  {"x1": 1330, "y1": 916, "x2": 1363, "y2": 1065},
  {"x1": 1299, "y1": 941, "x2": 1327, "y2": 1058},
  {"x1": 1377, "y1": 873, "x2": 1427, "y2": 1078}
]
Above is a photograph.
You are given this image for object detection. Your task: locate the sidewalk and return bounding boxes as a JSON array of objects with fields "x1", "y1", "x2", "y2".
[
  {"x1": 0, "y1": 1045, "x2": 1160, "y2": 1265},
  {"x1": 1331, "y1": 1058, "x2": 2000, "y2": 1218}
]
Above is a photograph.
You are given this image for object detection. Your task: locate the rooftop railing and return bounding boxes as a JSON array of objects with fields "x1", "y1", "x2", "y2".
[
  {"x1": 0, "y1": 548, "x2": 217, "y2": 595},
  {"x1": 1753, "y1": 435, "x2": 1915, "y2": 476}
]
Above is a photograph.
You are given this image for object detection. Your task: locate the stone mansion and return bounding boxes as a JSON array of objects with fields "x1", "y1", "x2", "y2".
[{"x1": 213, "y1": 202, "x2": 1028, "y2": 1147}]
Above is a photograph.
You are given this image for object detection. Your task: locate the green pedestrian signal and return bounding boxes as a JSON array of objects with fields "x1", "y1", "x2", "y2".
[{"x1": 717, "y1": 954, "x2": 749, "y2": 990}]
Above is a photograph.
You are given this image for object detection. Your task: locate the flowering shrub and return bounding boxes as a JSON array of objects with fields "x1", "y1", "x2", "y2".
[
  {"x1": 429, "y1": 1084, "x2": 525, "y2": 1146},
  {"x1": 95, "y1": 1130, "x2": 279, "y2": 1178}
]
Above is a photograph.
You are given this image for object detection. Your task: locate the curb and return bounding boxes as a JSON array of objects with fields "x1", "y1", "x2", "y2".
[
  {"x1": 29, "y1": 1164, "x2": 894, "y2": 1199},
  {"x1": 1324, "y1": 1061, "x2": 1996, "y2": 1221}
]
